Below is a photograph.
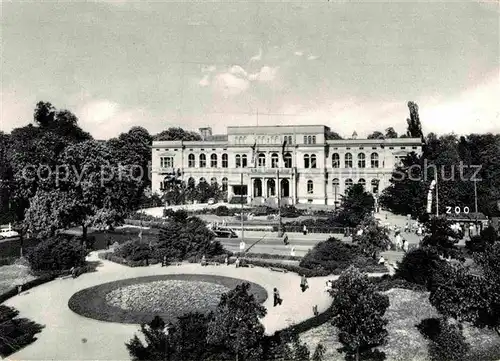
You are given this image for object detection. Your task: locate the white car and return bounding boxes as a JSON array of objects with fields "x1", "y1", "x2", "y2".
[
  {"x1": 207, "y1": 198, "x2": 215, "y2": 205},
  {"x1": 0, "y1": 224, "x2": 20, "y2": 240}
]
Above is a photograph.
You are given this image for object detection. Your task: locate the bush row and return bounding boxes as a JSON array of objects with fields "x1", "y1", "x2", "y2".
[{"x1": 97, "y1": 252, "x2": 161, "y2": 267}]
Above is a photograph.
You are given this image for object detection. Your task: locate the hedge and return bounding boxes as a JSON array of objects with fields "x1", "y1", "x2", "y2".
[{"x1": 97, "y1": 251, "x2": 160, "y2": 267}]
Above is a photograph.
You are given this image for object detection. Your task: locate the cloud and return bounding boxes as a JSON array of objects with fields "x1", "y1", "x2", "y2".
[
  {"x1": 212, "y1": 73, "x2": 250, "y2": 97},
  {"x1": 294, "y1": 51, "x2": 303, "y2": 56},
  {"x1": 0, "y1": 90, "x2": 36, "y2": 132},
  {"x1": 308, "y1": 55, "x2": 319, "y2": 60},
  {"x1": 249, "y1": 48, "x2": 262, "y2": 62},
  {"x1": 248, "y1": 66, "x2": 279, "y2": 82},
  {"x1": 199, "y1": 74, "x2": 210, "y2": 87},
  {"x1": 229, "y1": 65, "x2": 248, "y2": 78}
]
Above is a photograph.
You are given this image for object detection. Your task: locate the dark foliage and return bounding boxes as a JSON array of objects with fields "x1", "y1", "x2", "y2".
[
  {"x1": 336, "y1": 184, "x2": 375, "y2": 227},
  {"x1": 26, "y1": 235, "x2": 87, "y2": 272},
  {"x1": 115, "y1": 241, "x2": 153, "y2": 262},
  {"x1": 465, "y1": 225, "x2": 498, "y2": 253},
  {"x1": 394, "y1": 247, "x2": 446, "y2": 287},
  {"x1": 215, "y1": 205, "x2": 230, "y2": 216},
  {"x1": 0, "y1": 305, "x2": 45, "y2": 358},
  {"x1": 421, "y1": 216, "x2": 463, "y2": 258},
  {"x1": 417, "y1": 318, "x2": 469, "y2": 361}
]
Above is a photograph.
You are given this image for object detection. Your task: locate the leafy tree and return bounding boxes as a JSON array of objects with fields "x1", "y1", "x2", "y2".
[
  {"x1": 26, "y1": 235, "x2": 87, "y2": 272},
  {"x1": 384, "y1": 127, "x2": 398, "y2": 138},
  {"x1": 421, "y1": 216, "x2": 463, "y2": 258},
  {"x1": 417, "y1": 318, "x2": 469, "y2": 361},
  {"x1": 395, "y1": 247, "x2": 445, "y2": 287},
  {"x1": 336, "y1": 184, "x2": 374, "y2": 227},
  {"x1": 325, "y1": 129, "x2": 343, "y2": 140},
  {"x1": 367, "y1": 131, "x2": 385, "y2": 140},
  {"x1": 154, "y1": 127, "x2": 202, "y2": 141},
  {"x1": 332, "y1": 266, "x2": 389, "y2": 361},
  {"x1": 207, "y1": 282, "x2": 267, "y2": 361},
  {"x1": 0, "y1": 305, "x2": 45, "y2": 358},
  {"x1": 405, "y1": 101, "x2": 423, "y2": 140},
  {"x1": 352, "y1": 216, "x2": 391, "y2": 258}
]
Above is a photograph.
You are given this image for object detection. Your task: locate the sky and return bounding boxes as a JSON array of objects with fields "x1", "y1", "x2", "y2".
[{"x1": 1, "y1": 0, "x2": 499, "y2": 139}]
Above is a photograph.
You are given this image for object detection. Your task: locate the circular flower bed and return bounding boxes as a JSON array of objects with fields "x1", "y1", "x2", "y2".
[{"x1": 68, "y1": 274, "x2": 267, "y2": 324}]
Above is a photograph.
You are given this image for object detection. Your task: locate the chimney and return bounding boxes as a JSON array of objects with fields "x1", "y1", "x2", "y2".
[{"x1": 199, "y1": 127, "x2": 212, "y2": 140}]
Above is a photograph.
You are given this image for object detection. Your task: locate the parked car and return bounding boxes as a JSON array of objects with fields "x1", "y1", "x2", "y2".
[
  {"x1": 213, "y1": 228, "x2": 238, "y2": 238},
  {"x1": 208, "y1": 198, "x2": 215, "y2": 205},
  {"x1": 0, "y1": 224, "x2": 20, "y2": 240}
]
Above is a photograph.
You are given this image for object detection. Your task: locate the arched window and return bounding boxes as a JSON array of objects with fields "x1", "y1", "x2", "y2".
[
  {"x1": 210, "y1": 177, "x2": 217, "y2": 185},
  {"x1": 345, "y1": 178, "x2": 353, "y2": 190},
  {"x1": 358, "y1": 153, "x2": 366, "y2": 168},
  {"x1": 332, "y1": 153, "x2": 340, "y2": 168},
  {"x1": 370, "y1": 153, "x2": 379, "y2": 168},
  {"x1": 358, "y1": 178, "x2": 366, "y2": 189},
  {"x1": 200, "y1": 177, "x2": 206, "y2": 183},
  {"x1": 371, "y1": 179, "x2": 379, "y2": 194},
  {"x1": 258, "y1": 153, "x2": 266, "y2": 167},
  {"x1": 188, "y1": 153, "x2": 195, "y2": 167},
  {"x1": 310, "y1": 154, "x2": 317, "y2": 168},
  {"x1": 332, "y1": 178, "x2": 340, "y2": 194},
  {"x1": 199, "y1": 154, "x2": 206, "y2": 168},
  {"x1": 242, "y1": 155, "x2": 248, "y2": 167},
  {"x1": 345, "y1": 153, "x2": 353, "y2": 168},
  {"x1": 222, "y1": 177, "x2": 228, "y2": 192},
  {"x1": 271, "y1": 153, "x2": 279, "y2": 168},
  {"x1": 312, "y1": 136, "x2": 316, "y2": 144},
  {"x1": 284, "y1": 152, "x2": 292, "y2": 168},
  {"x1": 303, "y1": 154, "x2": 310, "y2": 168},
  {"x1": 222, "y1": 153, "x2": 228, "y2": 168},
  {"x1": 307, "y1": 180, "x2": 314, "y2": 194},
  {"x1": 307, "y1": 136, "x2": 312, "y2": 144},
  {"x1": 210, "y1": 154, "x2": 217, "y2": 168},
  {"x1": 235, "y1": 154, "x2": 241, "y2": 168}
]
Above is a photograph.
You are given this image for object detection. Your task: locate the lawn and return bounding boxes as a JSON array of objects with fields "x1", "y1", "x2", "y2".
[
  {"x1": 0, "y1": 263, "x2": 35, "y2": 294},
  {"x1": 300, "y1": 288, "x2": 500, "y2": 361}
]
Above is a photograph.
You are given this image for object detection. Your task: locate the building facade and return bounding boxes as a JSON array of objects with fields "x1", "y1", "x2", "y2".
[{"x1": 152, "y1": 125, "x2": 422, "y2": 206}]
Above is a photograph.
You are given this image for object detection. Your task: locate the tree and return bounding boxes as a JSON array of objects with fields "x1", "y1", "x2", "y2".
[
  {"x1": 207, "y1": 282, "x2": 267, "y2": 361},
  {"x1": 384, "y1": 127, "x2": 398, "y2": 138},
  {"x1": 26, "y1": 235, "x2": 87, "y2": 272},
  {"x1": 336, "y1": 184, "x2": 374, "y2": 227},
  {"x1": 154, "y1": 127, "x2": 202, "y2": 141},
  {"x1": 405, "y1": 101, "x2": 423, "y2": 140},
  {"x1": 352, "y1": 216, "x2": 391, "y2": 258},
  {"x1": 325, "y1": 129, "x2": 343, "y2": 140},
  {"x1": 395, "y1": 247, "x2": 445, "y2": 287},
  {"x1": 367, "y1": 131, "x2": 385, "y2": 140},
  {"x1": 421, "y1": 216, "x2": 463, "y2": 258},
  {"x1": 417, "y1": 317, "x2": 469, "y2": 361},
  {"x1": 332, "y1": 266, "x2": 389, "y2": 361}
]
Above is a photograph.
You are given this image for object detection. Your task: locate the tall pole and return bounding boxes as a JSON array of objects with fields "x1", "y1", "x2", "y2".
[
  {"x1": 435, "y1": 171, "x2": 439, "y2": 217},
  {"x1": 474, "y1": 178, "x2": 478, "y2": 231},
  {"x1": 277, "y1": 169, "x2": 282, "y2": 236},
  {"x1": 240, "y1": 172, "x2": 244, "y2": 242}
]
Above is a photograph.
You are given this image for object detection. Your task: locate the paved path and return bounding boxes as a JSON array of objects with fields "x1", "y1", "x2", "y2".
[{"x1": 4, "y1": 252, "x2": 351, "y2": 361}]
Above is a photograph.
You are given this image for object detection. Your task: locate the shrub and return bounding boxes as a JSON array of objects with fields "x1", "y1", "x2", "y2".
[
  {"x1": 215, "y1": 205, "x2": 229, "y2": 216},
  {"x1": 0, "y1": 305, "x2": 45, "y2": 358},
  {"x1": 299, "y1": 237, "x2": 361, "y2": 272},
  {"x1": 369, "y1": 274, "x2": 427, "y2": 292},
  {"x1": 417, "y1": 317, "x2": 469, "y2": 361},
  {"x1": 115, "y1": 240, "x2": 152, "y2": 262},
  {"x1": 26, "y1": 235, "x2": 87, "y2": 272},
  {"x1": 395, "y1": 247, "x2": 445, "y2": 286}
]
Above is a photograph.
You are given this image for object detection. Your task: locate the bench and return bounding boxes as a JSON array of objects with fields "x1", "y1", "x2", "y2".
[{"x1": 269, "y1": 267, "x2": 288, "y2": 273}]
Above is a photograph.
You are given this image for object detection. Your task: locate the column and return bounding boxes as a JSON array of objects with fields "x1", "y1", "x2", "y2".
[{"x1": 248, "y1": 175, "x2": 252, "y2": 203}]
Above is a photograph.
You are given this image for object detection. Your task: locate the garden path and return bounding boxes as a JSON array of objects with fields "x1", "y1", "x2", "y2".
[{"x1": 4, "y1": 252, "x2": 386, "y2": 361}]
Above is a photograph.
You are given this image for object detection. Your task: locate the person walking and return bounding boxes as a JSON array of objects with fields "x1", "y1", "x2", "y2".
[
  {"x1": 402, "y1": 239, "x2": 409, "y2": 253},
  {"x1": 300, "y1": 275, "x2": 308, "y2": 292},
  {"x1": 224, "y1": 255, "x2": 229, "y2": 266},
  {"x1": 235, "y1": 257, "x2": 240, "y2": 268},
  {"x1": 273, "y1": 287, "x2": 282, "y2": 307},
  {"x1": 162, "y1": 255, "x2": 167, "y2": 267},
  {"x1": 303, "y1": 225, "x2": 308, "y2": 235}
]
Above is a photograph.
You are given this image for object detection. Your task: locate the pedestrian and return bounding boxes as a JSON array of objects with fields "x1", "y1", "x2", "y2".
[
  {"x1": 71, "y1": 266, "x2": 76, "y2": 279},
  {"x1": 162, "y1": 255, "x2": 167, "y2": 267},
  {"x1": 378, "y1": 255, "x2": 386, "y2": 265},
  {"x1": 402, "y1": 239, "x2": 408, "y2": 253},
  {"x1": 290, "y1": 246, "x2": 296, "y2": 257},
  {"x1": 303, "y1": 225, "x2": 307, "y2": 235},
  {"x1": 235, "y1": 257, "x2": 240, "y2": 268},
  {"x1": 201, "y1": 255, "x2": 206, "y2": 266},
  {"x1": 395, "y1": 233, "x2": 402, "y2": 250},
  {"x1": 300, "y1": 274, "x2": 308, "y2": 292},
  {"x1": 312, "y1": 304, "x2": 319, "y2": 316},
  {"x1": 273, "y1": 287, "x2": 282, "y2": 307},
  {"x1": 224, "y1": 255, "x2": 229, "y2": 266}
]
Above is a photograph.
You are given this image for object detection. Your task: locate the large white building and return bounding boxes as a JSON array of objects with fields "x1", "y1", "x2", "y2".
[{"x1": 152, "y1": 125, "x2": 422, "y2": 206}]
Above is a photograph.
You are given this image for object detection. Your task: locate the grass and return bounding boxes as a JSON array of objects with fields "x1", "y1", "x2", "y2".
[
  {"x1": 300, "y1": 288, "x2": 500, "y2": 361},
  {"x1": 0, "y1": 263, "x2": 35, "y2": 294},
  {"x1": 68, "y1": 274, "x2": 268, "y2": 324}
]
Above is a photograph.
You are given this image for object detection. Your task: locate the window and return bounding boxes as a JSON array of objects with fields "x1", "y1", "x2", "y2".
[
  {"x1": 345, "y1": 178, "x2": 353, "y2": 190},
  {"x1": 358, "y1": 153, "x2": 366, "y2": 168},
  {"x1": 286, "y1": 135, "x2": 293, "y2": 144},
  {"x1": 222, "y1": 153, "x2": 228, "y2": 168},
  {"x1": 370, "y1": 153, "x2": 379, "y2": 168},
  {"x1": 199, "y1": 154, "x2": 206, "y2": 168},
  {"x1": 401, "y1": 146, "x2": 406, "y2": 149},
  {"x1": 332, "y1": 178, "x2": 340, "y2": 191},
  {"x1": 242, "y1": 155, "x2": 248, "y2": 167},
  {"x1": 310, "y1": 154, "x2": 317, "y2": 168},
  {"x1": 235, "y1": 154, "x2": 241, "y2": 168},
  {"x1": 308, "y1": 136, "x2": 312, "y2": 144},
  {"x1": 304, "y1": 154, "x2": 310, "y2": 168},
  {"x1": 371, "y1": 179, "x2": 379, "y2": 194},
  {"x1": 258, "y1": 153, "x2": 266, "y2": 167},
  {"x1": 412, "y1": 146, "x2": 418, "y2": 150},
  {"x1": 210, "y1": 154, "x2": 217, "y2": 168},
  {"x1": 222, "y1": 177, "x2": 228, "y2": 192},
  {"x1": 307, "y1": 180, "x2": 314, "y2": 194},
  {"x1": 303, "y1": 135, "x2": 307, "y2": 144},
  {"x1": 211, "y1": 177, "x2": 217, "y2": 185},
  {"x1": 358, "y1": 178, "x2": 366, "y2": 189},
  {"x1": 332, "y1": 153, "x2": 340, "y2": 168},
  {"x1": 160, "y1": 156, "x2": 173, "y2": 168},
  {"x1": 345, "y1": 153, "x2": 353, "y2": 168},
  {"x1": 187, "y1": 153, "x2": 195, "y2": 168},
  {"x1": 200, "y1": 177, "x2": 206, "y2": 184},
  {"x1": 312, "y1": 136, "x2": 316, "y2": 144},
  {"x1": 284, "y1": 152, "x2": 292, "y2": 168},
  {"x1": 271, "y1": 153, "x2": 279, "y2": 168}
]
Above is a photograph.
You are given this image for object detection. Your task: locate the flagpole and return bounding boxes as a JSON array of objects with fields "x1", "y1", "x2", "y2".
[
  {"x1": 277, "y1": 169, "x2": 282, "y2": 237},
  {"x1": 241, "y1": 172, "x2": 244, "y2": 242},
  {"x1": 435, "y1": 171, "x2": 439, "y2": 217}
]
